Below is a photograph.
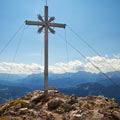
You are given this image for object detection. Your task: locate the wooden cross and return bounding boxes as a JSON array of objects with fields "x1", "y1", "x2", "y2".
[{"x1": 25, "y1": 6, "x2": 66, "y2": 95}]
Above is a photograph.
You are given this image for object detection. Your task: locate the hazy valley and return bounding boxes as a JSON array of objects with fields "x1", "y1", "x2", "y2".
[{"x1": 0, "y1": 71, "x2": 120, "y2": 105}]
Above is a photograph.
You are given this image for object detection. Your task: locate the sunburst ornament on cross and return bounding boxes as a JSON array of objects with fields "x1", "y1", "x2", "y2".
[
  {"x1": 25, "y1": 5, "x2": 66, "y2": 95},
  {"x1": 37, "y1": 14, "x2": 56, "y2": 34}
]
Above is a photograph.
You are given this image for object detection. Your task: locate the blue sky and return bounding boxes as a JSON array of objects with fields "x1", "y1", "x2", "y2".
[{"x1": 0, "y1": 0, "x2": 120, "y2": 74}]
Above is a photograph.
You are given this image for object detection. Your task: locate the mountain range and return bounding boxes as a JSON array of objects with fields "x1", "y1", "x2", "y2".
[
  {"x1": 0, "y1": 71, "x2": 120, "y2": 105},
  {"x1": 0, "y1": 84, "x2": 32, "y2": 104},
  {"x1": 0, "y1": 71, "x2": 120, "y2": 89},
  {"x1": 59, "y1": 82, "x2": 120, "y2": 105}
]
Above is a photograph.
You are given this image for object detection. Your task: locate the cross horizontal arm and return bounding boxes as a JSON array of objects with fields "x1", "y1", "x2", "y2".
[
  {"x1": 25, "y1": 20, "x2": 44, "y2": 26},
  {"x1": 48, "y1": 23, "x2": 66, "y2": 28}
]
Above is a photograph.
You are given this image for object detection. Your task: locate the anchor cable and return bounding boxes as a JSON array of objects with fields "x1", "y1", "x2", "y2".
[
  {"x1": 67, "y1": 25, "x2": 120, "y2": 74},
  {"x1": 56, "y1": 32, "x2": 120, "y2": 89},
  {"x1": 64, "y1": 28, "x2": 71, "y2": 81},
  {"x1": 0, "y1": 23, "x2": 24, "y2": 56},
  {"x1": 5, "y1": 25, "x2": 26, "y2": 83}
]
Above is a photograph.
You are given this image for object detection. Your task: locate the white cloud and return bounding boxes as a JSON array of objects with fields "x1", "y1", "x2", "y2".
[
  {"x1": 113, "y1": 54, "x2": 120, "y2": 59},
  {"x1": 0, "y1": 56, "x2": 120, "y2": 74},
  {"x1": 0, "y1": 63, "x2": 44, "y2": 75},
  {"x1": 49, "y1": 60, "x2": 85, "y2": 74}
]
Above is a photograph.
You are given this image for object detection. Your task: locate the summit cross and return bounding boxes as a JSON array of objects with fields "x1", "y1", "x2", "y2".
[{"x1": 25, "y1": 5, "x2": 66, "y2": 95}]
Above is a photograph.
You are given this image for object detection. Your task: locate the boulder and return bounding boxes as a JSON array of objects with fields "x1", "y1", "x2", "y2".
[
  {"x1": 48, "y1": 98, "x2": 63, "y2": 110},
  {"x1": 67, "y1": 99, "x2": 78, "y2": 105},
  {"x1": 7, "y1": 111, "x2": 18, "y2": 116},
  {"x1": 19, "y1": 108, "x2": 28, "y2": 115},
  {"x1": 15, "y1": 103, "x2": 22, "y2": 110},
  {"x1": 71, "y1": 94, "x2": 77, "y2": 99},
  {"x1": 55, "y1": 107, "x2": 64, "y2": 114},
  {"x1": 0, "y1": 104, "x2": 8, "y2": 114},
  {"x1": 47, "y1": 113, "x2": 55, "y2": 120},
  {"x1": 73, "y1": 115, "x2": 85, "y2": 120},
  {"x1": 63, "y1": 103, "x2": 75, "y2": 112},
  {"x1": 112, "y1": 111, "x2": 120, "y2": 120},
  {"x1": 63, "y1": 114, "x2": 70, "y2": 120},
  {"x1": 91, "y1": 110, "x2": 104, "y2": 120},
  {"x1": 31, "y1": 94, "x2": 45, "y2": 104}
]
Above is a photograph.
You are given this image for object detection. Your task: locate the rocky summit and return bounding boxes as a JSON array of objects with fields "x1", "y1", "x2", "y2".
[{"x1": 0, "y1": 90, "x2": 120, "y2": 120}]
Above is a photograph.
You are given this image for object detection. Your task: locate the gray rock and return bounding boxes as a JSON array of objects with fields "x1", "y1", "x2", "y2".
[
  {"x1": 31, "y1": 94, "x2": 45, "y2": 104},
  {"x1": 8, "y1": 111, "x2": 18, "y2": 116},
  {"x1": 72, "y1": 114, "x2": 85, "y2": 120},
  {"x1": 19, "y1": 108, "x2": 28, "y2": 115},
  {"x1": 91, "y1": 110, "x2": 104, "y2": 120},
  {"x1": 48, "y1": 98, "x2": 63, "y2": 110},
  {"x1": 112, "y1": 111, "x2": 120, "y2": 120},
  {"x1": 63, "y1": 114, "x2": 70, "y2": 120},
  {"x1": 71, "y1": 94, "x2": 78, "y2": 99},
  {"x1": 47, "y1": 113, "x2": 55, "y2": 120},
  {"x1": 0, "y1": 104, "x2": 8, "y2": 113},
  {"x1": 63, "y1": 103, "x2": 73, "y2": 112},
  {"x1": 67, "y1": 99, "x2": 78, "y2": 105},
  {"x1": 15, "y1": 103, "x2": 22, "y2": 110}
]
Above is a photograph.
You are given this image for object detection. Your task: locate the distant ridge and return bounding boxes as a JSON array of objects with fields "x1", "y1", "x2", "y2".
[{"x1": 1, "y1": 71, "x2": 119, "y2": 89}]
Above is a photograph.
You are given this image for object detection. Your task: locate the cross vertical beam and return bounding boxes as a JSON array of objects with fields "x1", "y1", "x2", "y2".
[
  {"x1": 44, "y1": 6, "x2": 48, "y2": 94},
  {"x1": 25, "y1": 5, "x2": 66, "y2": 95}
]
